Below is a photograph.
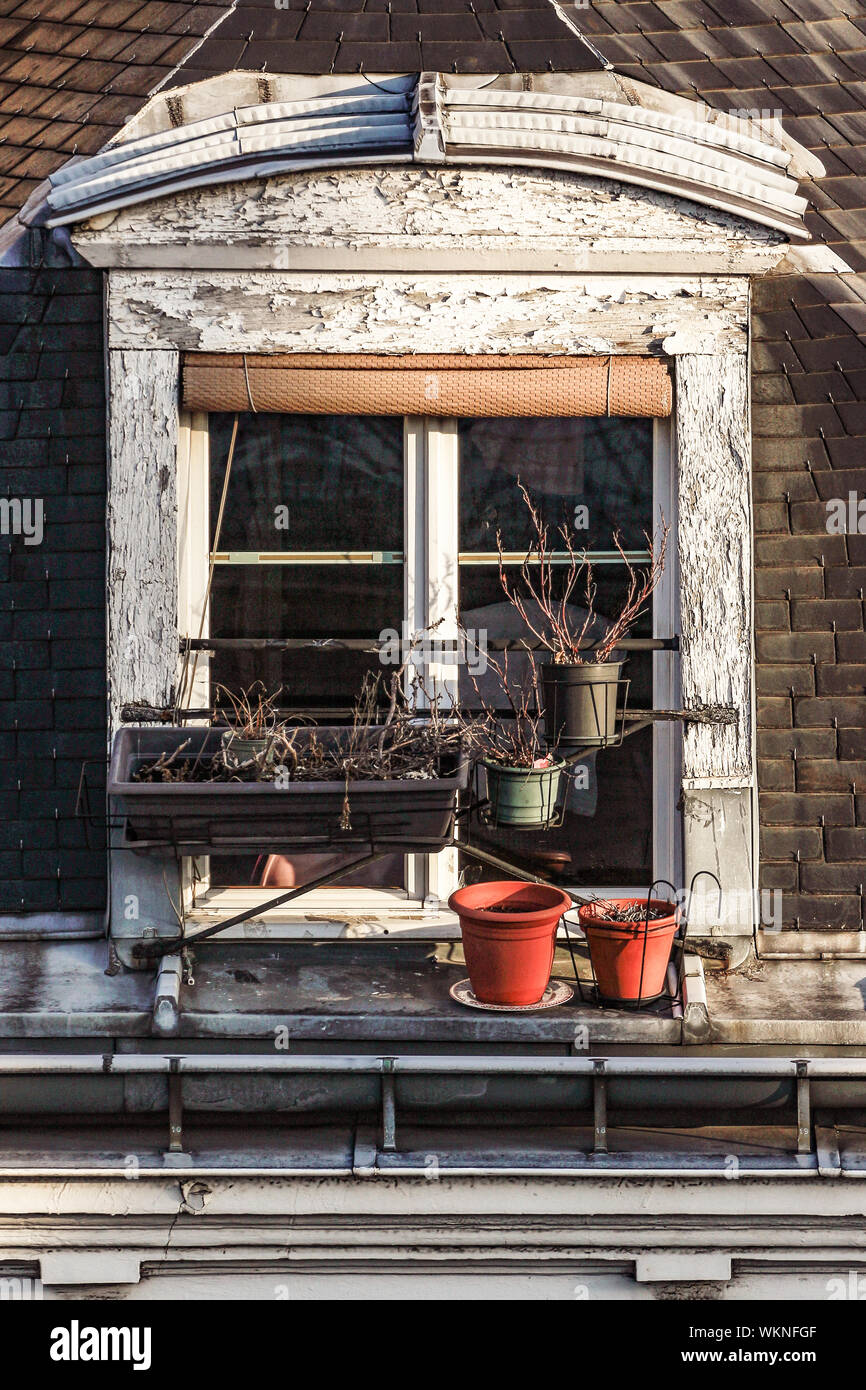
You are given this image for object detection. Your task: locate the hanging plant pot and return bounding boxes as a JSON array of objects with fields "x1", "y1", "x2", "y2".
[
  {"x1": 449, "y1": 880, "x2": 574, "y2": 1006},
  {"x1": 481, "y1": 758, "x2": 565, "y2": 828},
  {"x1": 578, "y1": 898, "x2": 679, "y2": 1003},
  {"x1": 542, "y1": 661, "x2": 624, "y2": 749}
]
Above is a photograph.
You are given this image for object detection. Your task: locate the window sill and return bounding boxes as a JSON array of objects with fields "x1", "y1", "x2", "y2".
[{"x1": 186, "y1": 892, "x2": 463, "y2": 940}]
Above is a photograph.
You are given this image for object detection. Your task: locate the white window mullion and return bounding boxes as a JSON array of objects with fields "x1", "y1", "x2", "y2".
[
  {"x1": 177, "y1": 409, "x2": 211, "y2": 907},
  {"x1": 177, "y1": 409, "x2": 211, "y2": 711},
  {"x1": 404, "y1": 417, "x2": 428, "y2": 698},
  {"x1": 404, "y1": 416, "x2": 427, "y2": 902}
]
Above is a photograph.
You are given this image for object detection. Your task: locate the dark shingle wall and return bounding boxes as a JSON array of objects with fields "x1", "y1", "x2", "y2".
[
  {"x1": 0, "y1": 264, "x2": 107, "y2": 915},
  {"x1": 579, "y1": 0, "x2": 866, "y2": 927},
  {"x1": 752, "y1": 271, "x2": 866, "y2": 927}
]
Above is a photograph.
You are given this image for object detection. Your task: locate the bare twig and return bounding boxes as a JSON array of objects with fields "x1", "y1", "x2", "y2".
[{"x1": 498, "y1": 481, "x2": 669, "y2": 665}]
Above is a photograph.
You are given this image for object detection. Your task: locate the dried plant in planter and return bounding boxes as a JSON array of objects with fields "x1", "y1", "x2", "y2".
[
  {"x1": 498, "y1": 481, "x2": 669, "y2": 665},
  {"x1": 217, "y1": 681, "x2": 293, "y2": 775},
  {"x1": 116, "y1": 657, "x2": 473, "y2": 855},
  {"x1": 496, "y1": 482, "x2": 669, "y2": 748},
  {"x1": 133, "y1": 639, "x2": 469, "y2": 797},
  {"x1": 218, "y1": 681, "x2": 283, "y2": 737},
  {"x1": 463, "y1": 647, "x2": 550, "y2": 770},
  {"x1": 458, "y1": 645, "x2": 566, "y2": 829},
  {"x1": 331, "y1": 660, "x2": 467, "y2": 828}
]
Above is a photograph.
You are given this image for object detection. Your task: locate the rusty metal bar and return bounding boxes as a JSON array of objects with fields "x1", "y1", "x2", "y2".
[{"x1": 179, "y1": 635, "x2": 679, "y2": 653}]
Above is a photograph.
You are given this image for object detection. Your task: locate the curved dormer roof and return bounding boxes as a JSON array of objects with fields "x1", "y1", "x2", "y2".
[{"x1": 45, "y1": 70, "x2": 821, "y2": 240}]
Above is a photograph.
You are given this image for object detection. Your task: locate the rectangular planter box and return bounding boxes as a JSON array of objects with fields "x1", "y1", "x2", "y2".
[{"x1": 108, "y1": 726, "x2": 469, "y2": 855}]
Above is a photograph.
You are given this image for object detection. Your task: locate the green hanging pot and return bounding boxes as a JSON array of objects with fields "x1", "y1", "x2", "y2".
[{"x1": 482, "y1": 758, "x2": 565, "y2": 828}]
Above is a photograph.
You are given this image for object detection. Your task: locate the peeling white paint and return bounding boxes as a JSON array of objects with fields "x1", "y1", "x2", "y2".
[{"x1": 107, "y1": 270, "x2": 749, "y2": 357}]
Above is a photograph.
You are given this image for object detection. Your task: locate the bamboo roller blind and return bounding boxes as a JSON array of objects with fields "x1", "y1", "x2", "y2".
[{"x1": 182, "y1": 353, "x2": 672, "y2": 418}]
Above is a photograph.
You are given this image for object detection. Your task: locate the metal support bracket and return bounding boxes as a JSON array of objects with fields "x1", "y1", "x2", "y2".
[
  {"x1": 381, "y1": 1057, "x2": 397, "y2": 1153},
  {"x1": 152, "y1": 953, "x2": 182, "y2": 1036},
  {"x1": 168, "y1": 1057, "x2": 184, "y2": 1155},
  {"x1": 814, "y1": 1109, "x2": 842, "y2": 1178},
  {"x1": 592, "y1": 1058, "x2": 608, "y2": 1154},
  {"x1": 796, "y1": 1060, "x2": 812, "y2": 1155}
]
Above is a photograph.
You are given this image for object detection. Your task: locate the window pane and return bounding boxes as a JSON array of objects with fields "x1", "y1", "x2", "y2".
[
  {"x1": 210, "y1": 413, "x2": 403, "y2": 551},
  {"x1": 458, "y1": 418, "x2": 656, "y2": 889},
  {"x1": 209, "y1": 566, "x2": 402, "y2": 711},
  {"x1": 459, "y1": 416, "x2": 653, "y2": 552}
]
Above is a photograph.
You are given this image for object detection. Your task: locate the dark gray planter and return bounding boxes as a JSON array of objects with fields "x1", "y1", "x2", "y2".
[
  {"x1": 108, "y1": 726, "x2": 469, "y2": 855},
  {"x1": 541, "y1": 660, "x2": 624, "y2": 749}
]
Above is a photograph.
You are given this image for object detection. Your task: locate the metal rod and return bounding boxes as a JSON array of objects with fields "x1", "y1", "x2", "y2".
[
  {"x1": 207, "y1": 550, "x2": 651, "y2": 567},
  {"x1": 179, "y1": 635, "x2": 679, "y2": 652},
  {"x1": 0, "y1": 1053, "x2": 861, "y2": 1077},
  {"x1": 119, "y1": 701, "x2": 728, "y2": 728},
  {"x1": 461, "y1": 550, "x2": 651, "y2": 565},
  {"x1": 625, "y1": 706, "x2": 737, "y2": 725},
  {"x1": 210, "y1": 550, "x2": 403, "y2": 565},
  {"x1": 457, "y1": 841, "x2": 596, "y2": 908}
]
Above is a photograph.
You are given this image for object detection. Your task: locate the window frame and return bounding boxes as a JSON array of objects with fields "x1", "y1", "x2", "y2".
[{"x1": 179, "y1": 411, "x2": 679, "y2": 935}]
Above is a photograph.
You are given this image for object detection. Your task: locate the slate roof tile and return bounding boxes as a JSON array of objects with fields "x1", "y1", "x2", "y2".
[
  {"x1": 709, "y1": 23, "x2": 807, "y2": 59},
  {"x1": 239, "y1": 39, "x2": 340, "y2": 71},
  {"x1": 158, "y1": 0, "x2": 605, "y2": 87},
  {"x1": 215, "y1": 6, "x2": 304, "y2": 39},
  {"x1": 477, "y1": 9, "x2": 585, "y2": 41},
  {"x1": 302, "y1": 11, "x2": 395, "y2": 42},
  {"x1": 331, "y1": 40, "x2": 421, "y2": 71},
  {"x1": 422, "y1": 38, "x2": 523, "y2": 69}
]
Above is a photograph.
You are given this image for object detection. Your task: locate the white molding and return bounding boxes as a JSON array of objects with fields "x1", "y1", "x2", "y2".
[
  {"x1": 71, "y1": 162, "x2": 789, "y2": 276},
  {"x1": 106, "y1": 348, "x2": 179, "y2": 735},
  {"x1": 675, "y1": 353, "x2": 753, "y2": 785},
  {"x1": 105, "y1": 270, "x2": 749, "y2": 357}
]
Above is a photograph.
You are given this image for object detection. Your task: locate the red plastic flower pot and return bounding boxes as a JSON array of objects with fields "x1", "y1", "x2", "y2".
[
  {"x1": 578, "y1": 898, "x2": 679, "y2": 1003},
  {"x1": 448, "y1": 880, "x2": 574, "y2": 1006}
]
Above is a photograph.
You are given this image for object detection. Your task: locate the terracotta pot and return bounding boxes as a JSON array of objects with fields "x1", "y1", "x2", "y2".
[
  {"x1": 449, "y1": 880, "x2": 573, "y2": 1006},
  {"x1": 579, "y1": 898, "x2": 678, "y2": 1003}
]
